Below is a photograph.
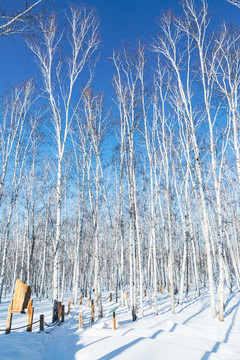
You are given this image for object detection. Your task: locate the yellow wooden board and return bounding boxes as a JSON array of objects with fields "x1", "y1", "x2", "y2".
[{"x1": 12, "y1": 279, "x2": 31, "y2": 312}]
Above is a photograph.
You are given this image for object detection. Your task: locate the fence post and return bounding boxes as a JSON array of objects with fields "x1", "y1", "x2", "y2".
[
  {"x1": 80, "y1": 296, "x2": 82, "y2": 305},
  {"x1": 61, "y1": 305, "x2": 65, "y2": 322},
  {"x1": 5, "y1": 300, "x2": 13, "y2": 334},
  {"x1": 144, "y1": 289, "x2": 147, "y2": 297},
  {"x1": 79, "y1": 312, "x2": 83, "y2": 329},
  {"x1": 91, "y1": 300, "x2": 94, "y2": 323},
  {"x1": 113, "y1": 311, "x2": 116, "y2": 330},
  {"x1": 110, "y1": 293, "x2": 112, "y2": 302},
  {"x1": 87, "y1": 297, "x2": 90, "y2": 308},
  {"x1": 27, "y1": 300, "x2": 34, "y2": 332},
  {"x1": 40, "y1": 314, "x2": 44, "y2": 331},
  {"x1": 68, "y1": 299, "x2": 71, "y2": 315},
  {"x1": 126, "y1": 291, "x2": 129, "y2": 300},
  {"x1": 58, "y1": 301, "x2": 62, "y2": 320}
]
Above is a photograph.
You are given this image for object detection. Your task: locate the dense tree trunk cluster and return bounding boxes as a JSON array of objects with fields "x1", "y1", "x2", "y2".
[{"x1": 1, "y1": 0, "x2": 240, "y2": 323}]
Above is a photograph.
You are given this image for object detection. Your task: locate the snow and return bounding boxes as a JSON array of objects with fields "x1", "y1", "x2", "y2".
[{"x1": 1, "y1": 287, "x2": 240, "y2": 359}]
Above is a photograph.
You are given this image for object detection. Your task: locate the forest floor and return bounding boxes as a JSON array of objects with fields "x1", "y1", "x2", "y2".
[{"x1": 0, "y1": 286, "x2": 240, "y2": 359}]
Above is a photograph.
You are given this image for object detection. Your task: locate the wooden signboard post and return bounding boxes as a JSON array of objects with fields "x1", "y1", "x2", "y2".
[
  {"x1": 109, "y1": 305, "x2": 119, "y2": 330},
  {"x1": 6, "y1": 279, "x2": 34, "y2": 334}
]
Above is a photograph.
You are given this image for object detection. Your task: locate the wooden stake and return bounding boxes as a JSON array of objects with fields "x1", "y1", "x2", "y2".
[
  {"x1": 58, "y1": 301, "x2": 62, "y2": 319},
  {"x1": 61, "y1": 305, "x2": 65, "y2": 322},
  {"x1": 113, "y1": 311, "x2": 116, "y2": 330},
  {"x1": 87, "y1": 297, "x2": 90, "y2": 308},
  {"x1": 126, "y1": 291, "x2": 129, "y2": 300},
  {"x1": 5, "y1": 300, "x2": 13, "y2": 334},
  {"x1": 91, "y1": 300, "x2": 94, "y2": 323},
  {"x1": 110, "y1": 293, "x2": 112, "y2": 302},
  {"x1": 160, "y1": 286, "x2": 163, "y2": 294},
  {"x1": 68, "y1": 299, "x2": 71, "y2": 315},
  {"x1": 27, "y1": 300, "x2": 34, "y2": 332},
  {"x1": 79, "y1": 312, "x2": 83, "y2": 329},
  {"x1": 144, "y1": 289, "x2": 147, "y2": 297},
  {"x1": 80, "y1": 296, "x2": 82, "y2": 305},
  {"x1": 40, "y1": 314, "x2": 44, "y2": 331}
]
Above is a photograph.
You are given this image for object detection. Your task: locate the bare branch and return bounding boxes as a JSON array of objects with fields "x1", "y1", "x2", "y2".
[
  {"x1": 226, "y1": 0, "x2": 240, "y2": 8},
  {"x1": 0, "y1": 0, "x2": 43, "y2": 37}
]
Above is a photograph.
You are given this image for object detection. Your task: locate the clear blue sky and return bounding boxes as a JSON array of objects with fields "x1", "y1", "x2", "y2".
[{"x1": 0, "y1": 0, "x2": 239, "y2": 97}]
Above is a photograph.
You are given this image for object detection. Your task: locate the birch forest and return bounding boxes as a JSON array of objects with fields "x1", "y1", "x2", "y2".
[{"x1": 1, "y1": 0, "x2": 240, "y2": 323}]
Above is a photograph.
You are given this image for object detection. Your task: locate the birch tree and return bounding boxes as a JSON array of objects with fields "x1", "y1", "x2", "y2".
[
  {"x1": 71, "y1": 116, "x2": 88, "y2": 305},
  {"x1": 113, "y1": 47, "x2": 143, "y2": 320},
  {"x1": 0, "y1": 81, "x2": 37, "y2": 302},
  {"x1": 137, "y1": 43, "x2": 158, "y2": 315},
  {"x1": 27, "y1": 5, "x2": 99, "y2": 320},
  {"x1": 153, "y1": 8, "x2": 217, "y2": 318}
]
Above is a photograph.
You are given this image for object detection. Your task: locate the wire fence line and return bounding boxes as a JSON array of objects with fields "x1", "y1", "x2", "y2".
[
  {"x1": 0, "y1": 319, "x2": 40, "y2": 332},
  {"x1": 0, "y1": 317, "x2": 65, "y2": 333},
  {"x1": 44, "y1": 318, "x2": 60, "y2": 328},
  {"x1": 0, "y1": 295, "x2": 114, "y2": 333},
  {"x1": 82, "y1": 317, "x2": 92, "y2": 328},
  {"x1": 0, "y1": 307, "x2": 67, "y2": 333}
]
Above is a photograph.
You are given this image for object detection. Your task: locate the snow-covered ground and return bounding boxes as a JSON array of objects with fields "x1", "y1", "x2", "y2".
[{"x1": 1, "y1": 287, "x2": 240, "y2": 359}]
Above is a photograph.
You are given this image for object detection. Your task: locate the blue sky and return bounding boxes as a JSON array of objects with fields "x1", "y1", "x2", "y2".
[{"x1": 0, "y1": 0, "x2": 239, "y2": 97}]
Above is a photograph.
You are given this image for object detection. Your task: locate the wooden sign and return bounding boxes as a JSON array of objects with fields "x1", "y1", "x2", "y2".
[
  {"x1": 109, "y1": 305, "x2": 119, "y2": 314},
  {"x1": 6, "y1": 279, "x2": 34, "y2": 334},
  {"x1": 12, "y1": 279, "x2": 31, "y2": 313}
]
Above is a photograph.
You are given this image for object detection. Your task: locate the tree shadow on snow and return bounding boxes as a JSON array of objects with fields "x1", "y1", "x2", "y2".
[
  {"x1": 182, "y1": 305, "x2": 206, "y2": 325},
  {"x1": 224, "y1": 299, "x2": 240, "y2": 318},
  {"x1": 151, "y1": 328, "x2": 163, "y2": 338},
  {"x1": 177, "y1": 296, "x2": 208, "y2": 316},
  {"x1": 97, "y1": 337, "x2": 144, "y2": 360},
  {"x1": 200, "y1": 303, "x2": 238, "y2": 360},
  {"x1": 122, "y1": 328, "x2": 134, "y2": 336},
  {"x1": 80, "y1": 336, "x2": 111, "y2": 350},
  {"x1": 117, "y1": 319, "x2": 134, "y2": 328},
  {"x1": 224, "y1": 288, "x2": 238, "y2": 310}
]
